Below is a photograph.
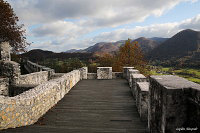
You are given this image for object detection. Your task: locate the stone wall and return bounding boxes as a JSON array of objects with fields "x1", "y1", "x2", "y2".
[
  {"x1": 87, "y1": 73, "x2": 97, "y2": 79},
  {"x1": 136, "y1": 82, "x2": 149, "y2": 122},
  {"x1": 149, "y1": 75, "x2": 200, "y2": 133},
  {"x1": 123, "y1": 67, "x2": 134, "y2": 79},
  {"x1": 0, "y1": 78, "x2": 9, "y2": 96},
  {"x1": 16, "y1": 71, "x2": 49, "y2": 85},
  {"x1": 97, "y1": 67, "x2": 112, "y2": 79},
  {"x1": 131, "y1": 74, "x2": 147, "y2": 97},
  {"x1": 127, "y1": 69, "x2": 140, "y2": 87},
  {"x1": 0, "y1": 68, "x2": 85, "y2": 130},
  {"x1": 0, "y1": 61, "x2": 21, "y2": 84},
  {"x1": 112, "y1": 72, "x2": 123, "y2": 79},
  {"x1": 0, "y1": 42, "x2": 11, "y2": 61},
  {"x1": 23, "y1": 59, "x2": 55, "y2": 79}
]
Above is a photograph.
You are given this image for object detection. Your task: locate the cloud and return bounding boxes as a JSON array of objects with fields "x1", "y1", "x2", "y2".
[
  {"x1": 28, "y1": 14, "x2": 200, "y2": 52},
  {"x1": 8, "y1": 0, "x2": 196, "y2": 27},
  {"x1": 6, "y1": 0, "x2": 200, "y2": 52},
  {"x1": 92, "y1": 14, "x2": 200, "y2": 42},
  {"x1": 31, "y1": 21, "x2": 88, "y2": 38}
]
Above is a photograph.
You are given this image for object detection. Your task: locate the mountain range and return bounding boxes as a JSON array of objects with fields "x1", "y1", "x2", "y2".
[
  {"x1": 24, "y1": 29, "x2": 200, "y2": 66},
  {"x1": 65, "y1": 37, "x2": 167, "y2": 55}
]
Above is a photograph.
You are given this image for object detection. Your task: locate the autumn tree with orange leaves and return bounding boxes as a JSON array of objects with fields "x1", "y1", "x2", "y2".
[
  {"x1": 0, "y1": 0, "x2": 29, "y2": 52},
  {"x1": 99, "y1": 39, "x2": 147, "y2": 74}
]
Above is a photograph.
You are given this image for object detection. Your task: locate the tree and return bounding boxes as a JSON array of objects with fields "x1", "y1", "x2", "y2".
[
  {"x1": 97, "y1": 39, "x2": 148, "y2": 74},
  {"x1": 115, "y1": 39, "x2": 147, "y2": 73},
  {"x1": 0, "y1": 0, "x2": 29, "y2": 52},
  {"x1": 98, "y1": 53, "x2": 114, "y2": 67}
]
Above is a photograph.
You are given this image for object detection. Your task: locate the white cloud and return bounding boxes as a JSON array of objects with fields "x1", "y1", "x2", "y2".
[
  {"x1": 6, "y1": 0, "x2": 200, "y2": 52},
  {"x1": 8, "y1": 0, "x2": 196, "y2": 27},
  {"x1": 92, "y1": 14, "x2": 200, "y2": 42}
]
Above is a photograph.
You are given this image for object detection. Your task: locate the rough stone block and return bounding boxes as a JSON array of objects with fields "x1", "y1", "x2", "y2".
[
  {"x1": 0, "y1": 78, "x2": 9, "y2": 96},
  {"x1": 123, "y1": 67, "x2": 134, "y2": 79},
  {"x1": 80, "y1": 67, "x2": 88, "y2": 79},
  {"x1": 131, "y1": 74, "x2": 147, "y2": 97},
  {"x1": 87, "y1": 73, "x2": 97, "y2": 79},
  {"x1": 0, "y1": 42, "x2": 11, "y2": 61},
  {"x1": 97, "y1": 67, "x2": 112, "y2": 79},
  {"x1": 0, "y1": 61, "x2": 21, "y2": 84},
  {"x1": 127, "y1": 69, "x2": 140, "y2": 87},
  {"x1": 136, "y1": 82, "x2": 149, "y2": 122},
  {"x1": 149, "y1": 75, "x2": 200, "y2": 133}
]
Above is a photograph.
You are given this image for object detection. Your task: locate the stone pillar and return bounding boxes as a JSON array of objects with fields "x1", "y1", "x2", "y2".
[
  {"x1": 127, "y1": 69, "x2": 140, "y2": 87},
  {"x1": 136, "y1": 82, "x2": 149, "y2": 122},
  {"x1": 0, "y1": 42, "x2": 11, "y2": 61},
  {"x1": 82, "y1": 67, "x2": 88, "y2": 79},
  {"x1": 0, "y1": 78, "x2": 9, "y2": 96},
  {"x1": 97, "y1": 67, "x2": 112, "y2": 79},
  {"x1": 131, "y1": 74, "x2": 147, "y2": 97},
  {"x1": 123, "y1": 67, "x2": 134, "y2": 79},
  {"x1": 0, "y1": 61, "x2": 21, "y2": 84},
  {"x1": 149, "y1": 75, "x2": 200, "y2": 133}
]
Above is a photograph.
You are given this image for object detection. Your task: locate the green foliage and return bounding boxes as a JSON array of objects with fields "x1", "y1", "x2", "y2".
[{"x1": 39, "y1": 58, "x2": 85, "y2": 73}]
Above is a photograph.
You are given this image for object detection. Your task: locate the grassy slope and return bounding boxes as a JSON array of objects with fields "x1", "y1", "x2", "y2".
[{"x1": 149, "y1": 67, "x2": 200, "y2": 84}]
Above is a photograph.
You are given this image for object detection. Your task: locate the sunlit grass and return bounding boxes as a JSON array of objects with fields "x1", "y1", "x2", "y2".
[{"x1": 149, "y1": 66, "x2": 200, "y2": 84}]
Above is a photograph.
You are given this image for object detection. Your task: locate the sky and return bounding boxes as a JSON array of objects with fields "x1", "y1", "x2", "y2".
[{"x1": 7, "y1": 0, "x2": 200, "y2": 52}]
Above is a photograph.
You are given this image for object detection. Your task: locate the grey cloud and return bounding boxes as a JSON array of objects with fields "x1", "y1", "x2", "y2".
[{"x1": 8, "y1": 0, "x2": 192, "y2": 27}]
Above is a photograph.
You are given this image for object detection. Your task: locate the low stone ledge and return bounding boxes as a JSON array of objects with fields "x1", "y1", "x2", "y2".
[
  {"x1": 87, "y1": 73, "x2": 97, "y2": 79},
  {"x1": 123, "y1": 67, "x2": 134, "y2": 79},
  {"x1": 112, "y1": 72, "x2": 123, "y2": 79},
  {"x1": 16, "y1": 71, "x2": 49, "y2": 85},
  {"x1": 10, "y1": 84, "x2": 37, "y2": 97},
  {"x1": 131, "y1": 74, "x2": 147, "y2": 97},
  {"x1": 97, "y1": 67, "x2": 112, "y2": 79},
  {"x1": 51, "y1": 73, "x2": 65, "y2": 80},
  {"x1": 149, "y1": 75, "x2": 200, "y2": 133},
  {"x1": 136, "y1": 82, "x2": 149, "y2": 122}
]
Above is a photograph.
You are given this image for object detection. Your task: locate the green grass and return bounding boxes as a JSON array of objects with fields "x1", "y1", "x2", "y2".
[
  {"x1": 185, "y1": 77, "x2": 200, "y2": 84},
  {"x1": 149, "y1": 66, "x2": 200, "y2": 84}
]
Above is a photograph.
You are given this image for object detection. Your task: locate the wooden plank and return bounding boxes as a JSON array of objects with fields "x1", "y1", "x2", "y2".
[{"x1": 2, "y1": 79, "x2": 148, "y2": 133}]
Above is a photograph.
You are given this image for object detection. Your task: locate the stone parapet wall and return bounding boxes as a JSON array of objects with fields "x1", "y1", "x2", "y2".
[
  {"x1": 131, "y1": 74, "x2": 147, "y2": 97},
  {"x1": 0, "y1": 68, "x2": 85, "y2": 130},
  {"x1": 112, "y1": 72, "x2": 123, "y2": 79},
  {"x1": 0, "y1": 61, "x2": 21, "y2": 84},
  {"x1": 135, "y1": 82, "x2": 149, "y2": 122},
  {"x1": 127, "y1": 69, "x2": 140, "y2": 87},
  {"x1": 97, "y1": 67, "x2": 112, "y2": 79},
  {"x1": 123, "y1": 67, "x2": 134, "y2": 79},
  {"x1": 16, "y1": 71, "x2": 49, "y2": 85},
  {"x1": 149, "y1": 75, "x2": 200, "y2": 133},
  {"x1": 23, "y1": 60, "x2": 55, "y2": 78},
  {"x1": 80, "y1": 67, "x2": 87, "y2": 79},
  {"x1": 0, "y1": 42, "x2": 11, "y2": 61},
  {"x1": 0, "y1": 78, "x2": 9, "y2": 96},
  {"x1": 87, "y1": 73, "x2": 97, "y2": 79}
]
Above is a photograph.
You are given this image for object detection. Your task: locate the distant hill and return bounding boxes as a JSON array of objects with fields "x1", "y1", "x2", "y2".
[
  {"x1": 65, "y1": 38, "x2": 160, "y2": 55},
  {"x1": 149, "y1": 37, "x2": 168, "y2": 44},
  {"x1": 148, "y1": 29, "x2": 200, "y2": 67},
  {"x1": 21, "y1": 49, "x2": 93, "y2": 62},
  {"x1": 133, "y1": 37, "x2": 160, "y2": 53}
]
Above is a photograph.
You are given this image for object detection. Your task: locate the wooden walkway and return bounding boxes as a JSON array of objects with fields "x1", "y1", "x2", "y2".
[{"x1": 3, "y1": 79, "x2": 148, "y2": 133}]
